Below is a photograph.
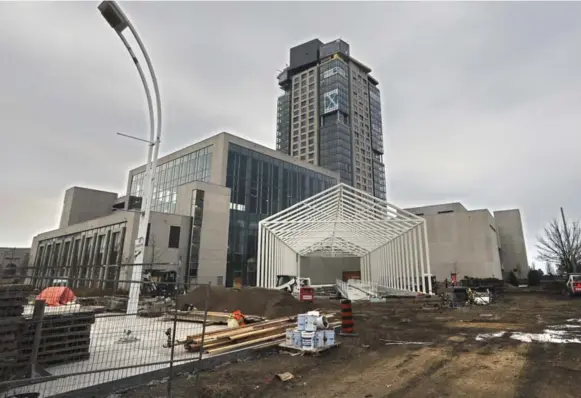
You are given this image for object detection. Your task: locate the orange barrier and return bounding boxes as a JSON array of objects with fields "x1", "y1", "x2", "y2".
[{"x1": 340, "y1": 299, "x2": 357, "y2": 336}]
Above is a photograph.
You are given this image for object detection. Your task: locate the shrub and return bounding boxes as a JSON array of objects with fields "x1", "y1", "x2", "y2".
[
  {"x1": 527, "y1": 269, "x2": 542, "y2": 286},
  {"x1": 508, "y1": 271, "x2": 519, "y2": 287}
]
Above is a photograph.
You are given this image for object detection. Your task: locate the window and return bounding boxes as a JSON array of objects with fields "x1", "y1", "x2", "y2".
[
  {"x1": 168, "y1": 226, "x2": 181, "y2": 249},
  {"x1": 145, "y1": 223, "x2": 151, "y2": 246}
]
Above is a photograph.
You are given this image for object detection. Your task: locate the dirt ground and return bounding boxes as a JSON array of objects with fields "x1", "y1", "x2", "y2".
[
  {"x1": 123, "y1": 291, "x2": 581, "y2": 398},
  {"x1": 176, "y1": 286, "x2": 316, "y2": 318}
]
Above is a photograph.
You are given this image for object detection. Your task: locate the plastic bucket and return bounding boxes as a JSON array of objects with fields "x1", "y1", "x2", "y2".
[
  {"x1": 297, "y1": 314, "x2": 307, "y2": 331},
  {"x1": 325, "y1": 329, "x2": 335, "y2": 346}
]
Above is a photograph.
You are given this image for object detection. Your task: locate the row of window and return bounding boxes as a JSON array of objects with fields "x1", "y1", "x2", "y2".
[
  {"x1": 129, "y1": 146, "x2": 213, "y2": 213},
  {"x1": 32, "y1": 223, "x2": 126, "y2": 288},
  {"x1": 187, "y1": 189, "x2": 205, "y2": 281}
]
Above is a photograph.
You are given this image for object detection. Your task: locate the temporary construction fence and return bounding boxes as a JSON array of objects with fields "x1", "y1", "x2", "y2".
[
  {"x1": 0, "y1": 271, "x2": 212, "y2": 398},
  {"x1": 257, "y1": 183, "x2": 433, "y2": 295}
]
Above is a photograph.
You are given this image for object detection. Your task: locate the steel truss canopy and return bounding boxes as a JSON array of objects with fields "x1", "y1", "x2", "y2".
[{"x1": 257, "y1": 183, "x2": 433, "y2": 295}]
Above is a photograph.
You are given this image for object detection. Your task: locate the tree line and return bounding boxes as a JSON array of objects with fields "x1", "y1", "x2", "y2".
[{"x1": 535, "y1": 207, "x2": 581, "y2": 276}]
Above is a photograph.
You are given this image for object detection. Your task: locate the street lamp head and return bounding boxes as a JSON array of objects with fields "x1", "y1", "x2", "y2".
[{"x1": 98, "y1": 1, "x2": 129, "y2": 33}]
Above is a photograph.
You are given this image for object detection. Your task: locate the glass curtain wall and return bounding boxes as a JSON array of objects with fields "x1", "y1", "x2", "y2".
[
  {"x1": 129, "y1": 146, "x2": 213, "y2": 213},
  {"x1": 319, "y1": 58, "x2": 353, "y2": 185},
  {"x1": 225, "y1": 143, "x2": 337, "y2": 286},
  {"x1": 369, "y1": 84, "x2": 387, "y2": 200},
  {"x1": 187, "y1": 189, "x2": 205, "y2": 284}
]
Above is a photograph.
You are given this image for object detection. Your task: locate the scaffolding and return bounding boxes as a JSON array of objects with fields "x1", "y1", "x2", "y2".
[{"x1": 257, "y1": 183, "x2": 433, "y2": 294}]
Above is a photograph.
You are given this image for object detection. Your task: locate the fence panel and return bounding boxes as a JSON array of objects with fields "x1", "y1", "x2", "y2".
[{"x1": 0, "y1": 268, "x2": 211, "y2": 398}]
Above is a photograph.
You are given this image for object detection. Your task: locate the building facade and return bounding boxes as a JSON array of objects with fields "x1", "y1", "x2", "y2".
[
  {"x1": 405, "y1": 203, "x2": 529, "y2": 281},
  {"x1": 30, "y1": 201, "x2": 191, "y2": 290},
  {"x1": 276, "y1": 38, "x2": 386, "y2": 200},
  {"x1": 0, "y1": 247, "x2": 30, "y2": 283},
  {"x1": 127, "y1": 132, "x2": 339, "y2": 287},
  {"x1": 29, "y1": 133, "x2": 338, "y2": 289}
]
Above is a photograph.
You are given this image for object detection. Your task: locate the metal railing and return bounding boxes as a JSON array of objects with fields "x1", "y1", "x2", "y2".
[{"x1": 347, "y1": 279, "x2": 379, "y2": 298}]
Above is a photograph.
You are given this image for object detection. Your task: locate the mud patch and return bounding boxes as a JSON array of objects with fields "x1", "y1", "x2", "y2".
[{"x1": 447, "y1": 321, "x2": 523, "y2": 330}]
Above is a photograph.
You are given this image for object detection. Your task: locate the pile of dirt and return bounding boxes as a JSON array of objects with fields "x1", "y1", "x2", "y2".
[{"x1": 176, "y1": 286, "x2": 314, "y2": 318}]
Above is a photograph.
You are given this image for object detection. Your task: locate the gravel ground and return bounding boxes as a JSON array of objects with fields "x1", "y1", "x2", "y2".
[{"x1": 122, "y1": 291, "x2": 581, "y2": 398}]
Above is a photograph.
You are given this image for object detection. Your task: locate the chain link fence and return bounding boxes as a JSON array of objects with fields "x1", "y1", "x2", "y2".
[{"x1": 0, "y1": 268, "x2": 212, "y2": 398}]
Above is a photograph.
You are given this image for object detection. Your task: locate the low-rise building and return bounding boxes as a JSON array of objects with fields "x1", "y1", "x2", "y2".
[
  {"x1": 28, "y1": 132, "x2": 339, "y2": 289},
  {"x1": 405, "y1": 203, "x2": 529, "y2": 281},
  {"x1": 0, "y1": 247, "x2": 30, "y2": 283}
]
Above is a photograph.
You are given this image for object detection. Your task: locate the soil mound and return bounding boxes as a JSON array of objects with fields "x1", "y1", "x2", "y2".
[{"x1": 176, "y1": 286, "x2": 314, "y2": 318}]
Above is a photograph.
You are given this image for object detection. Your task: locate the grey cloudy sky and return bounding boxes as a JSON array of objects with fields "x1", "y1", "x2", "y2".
[{"x1": 1, "y1": 2, "x2": 580, "y2": 266}]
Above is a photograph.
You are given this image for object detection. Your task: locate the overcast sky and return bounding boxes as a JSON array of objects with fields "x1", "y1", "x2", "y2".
[{"x1": 1, "y1": 2, "x2": 580, "y2": 267}]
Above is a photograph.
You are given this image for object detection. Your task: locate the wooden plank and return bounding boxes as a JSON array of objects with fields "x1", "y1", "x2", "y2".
[
  {"x1": 228, "y1": 325, "x2": 288, "y2": 341},
  {"x1": 206, "y1": 332, "x2": 286, "y2": 355},
  {"x1": 167, "y1": 310, "x2": 264, "y2": 325},
  {"x1": 278, "y1": 342, "x2": 341, "y2": 355},
  {"x1": 186, "y1": 317, "x2": 293, "y2": 341}
]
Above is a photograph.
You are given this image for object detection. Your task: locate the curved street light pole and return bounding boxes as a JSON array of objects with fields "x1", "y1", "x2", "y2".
[{"x1": 98, "y1": 1, "x2": 162, "y2": 320}]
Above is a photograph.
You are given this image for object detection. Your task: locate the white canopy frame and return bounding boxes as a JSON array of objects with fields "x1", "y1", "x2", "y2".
[{"x1": 257, "y1": 183, "x2": 433, "y2": 294}]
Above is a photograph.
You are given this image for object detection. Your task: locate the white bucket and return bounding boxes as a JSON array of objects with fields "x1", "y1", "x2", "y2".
[
  {"x1": 285, "y1": 329, "x2": 294, "y2": 346},
  {"x1": 297, "y1": 314, "x2": 307, "y2": 331},
  {"x1": 315, "y1": 316, "x2": 329, "y2": 329},
  {"x1": 292, "y1": 330, "x2": 302, "y2": 347},
  {"x1": 325, "y1": 329, "x2": 336, "y2": 346},
  {"x1": 305, "y1": 315, "x2": 317, "y2": 332},
  {"x1": 301, "y1": 331, "x2": 316, "y2": 350},
  {"x1": 315, "y1": 330, "x2": 326, "y2": 348}
]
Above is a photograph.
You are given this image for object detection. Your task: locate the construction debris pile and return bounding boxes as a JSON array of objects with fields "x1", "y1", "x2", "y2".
[
  {"x1": 176, "y1": 286, "x2": 314, "y2": 318},
  {"x1": 180, "y1": 309, "x2": 338, "y2": 356},
  {"x1": 0, "y1": 284, "x2": 32, "y2": 382},
  {"x1": 283, "y1": 311, "x2": 337, "y2": 352},
  {"x1": 442, "y1": 287, "x2": 492, "y2": 308},
  {"x1": 138, "y1": 296, "x2": 176, "y2": 317},
  {"x1": 183, "y1": 316, "x2": 297, "y2": 355}
]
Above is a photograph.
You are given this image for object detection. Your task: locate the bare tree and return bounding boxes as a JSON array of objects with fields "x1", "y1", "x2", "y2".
[{"x1": 537, "y1": 208, "x2": 581, "y2": 274}]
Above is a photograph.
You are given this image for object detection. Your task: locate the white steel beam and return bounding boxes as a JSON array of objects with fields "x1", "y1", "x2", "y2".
[{"x1": 255, "y1": 183, "x2": 430, "y2": 297}]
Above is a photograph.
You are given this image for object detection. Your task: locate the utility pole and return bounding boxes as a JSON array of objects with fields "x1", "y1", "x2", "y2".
[{"x1": 561, "y1": 207, "x2": 573, "y2": 273}]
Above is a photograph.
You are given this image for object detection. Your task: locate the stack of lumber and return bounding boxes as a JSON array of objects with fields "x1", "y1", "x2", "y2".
[
  {"x1": 184, "y1": 314, "x2": 336, "y2": 356},
  {"x1": 0, "y1": 284, "x2": 32, "y2": 382},
  {"x1": 184, "y1": 316, "x2": 294, "y2": 355},
  {"x1": 19, "y1": 308, "x2": 96, "y2": 366},
  {"x1": 165, "y1": 310, "x2": 264, "y2": 325}
]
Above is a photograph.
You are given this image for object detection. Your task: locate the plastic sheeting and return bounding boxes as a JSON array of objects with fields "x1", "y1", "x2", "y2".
[{"x1": 37, "y1": 286, "x2": 76, "y2": 306}]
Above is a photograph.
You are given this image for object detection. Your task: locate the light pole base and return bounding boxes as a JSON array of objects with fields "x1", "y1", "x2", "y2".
[{"x1": 116, "y1": 330, "x2": 140, "y2": 344}]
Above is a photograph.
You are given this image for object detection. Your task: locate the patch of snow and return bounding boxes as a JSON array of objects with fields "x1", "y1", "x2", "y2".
[
  {"x1": 510, "y1": 330, "x2": 581, "y2": 344},
  {"x1": 476, "y1": 320, "x2": 581, "y2": 344},
  {"x1": 547, "y1": 324, "x2": 581, "y2": 329},
  {"x1": 475, "y1": 331, "x2": 506, "y2": 341}
]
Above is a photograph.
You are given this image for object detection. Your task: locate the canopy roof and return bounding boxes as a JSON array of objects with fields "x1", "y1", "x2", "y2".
[{"x1": 260, "y1": 183, "x2": 425, "y2": 257}]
